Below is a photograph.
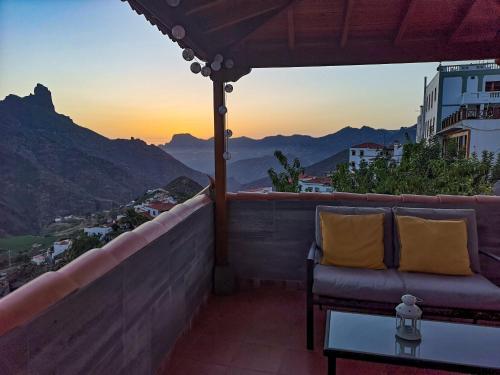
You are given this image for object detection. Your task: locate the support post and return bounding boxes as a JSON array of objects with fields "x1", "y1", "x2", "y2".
[{"x1": 212, "y1": 79, "x2": 235, "y2": 294}]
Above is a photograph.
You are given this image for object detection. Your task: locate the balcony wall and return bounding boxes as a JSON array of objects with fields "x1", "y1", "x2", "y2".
[
  {"x1": 0, "y1": 195, "x2": 214, "y2": 374},
  {"x1": 227, "y1": 192, "x2": 500, "y2": 286}
]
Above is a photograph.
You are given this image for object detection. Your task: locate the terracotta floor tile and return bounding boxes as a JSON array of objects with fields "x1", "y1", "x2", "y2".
[
  {"x1": 231, "y1": 342, "x2": 286, "y2": 373},
  {"x1": 166, "y1": 355, "x2": 228, "y2": 375},
  {"x1": 227, "y1": 367, "x2": 274, "y2": 375},
  {"x1": 278, "y1": 349, "x2": 327, "y2": 375}
]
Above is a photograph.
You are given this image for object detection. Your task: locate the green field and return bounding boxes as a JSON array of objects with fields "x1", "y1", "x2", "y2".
[{"x1": 0, "y1": 235, "x2": 56, "y2": 254}]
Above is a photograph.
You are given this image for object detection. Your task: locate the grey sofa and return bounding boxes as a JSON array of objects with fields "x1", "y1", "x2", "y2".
[{"x1": 306, "y1": 205, "x2": 500, "y2": 350}]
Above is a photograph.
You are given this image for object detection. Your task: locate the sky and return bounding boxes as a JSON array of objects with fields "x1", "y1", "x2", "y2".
[{"x1": 0, "y1": 0, "x2": 476, "y2": 144}]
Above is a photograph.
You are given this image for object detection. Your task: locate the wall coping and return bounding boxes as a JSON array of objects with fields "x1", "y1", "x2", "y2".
[
  {"x1": 0, "y1": 194, "x2": 212, "y2": 336},
  {"x1": 227, "y1": 191, "x2": 500, "y2": 204}
]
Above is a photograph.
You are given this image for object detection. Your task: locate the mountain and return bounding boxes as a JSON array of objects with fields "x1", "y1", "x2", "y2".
[
  {"x1": 304, "y1": 149, "x2": 350, "y2": 176},
  {"x1": 161, "y1": 125, "x2": 416, "y2": 177},
  {"x1": 164, "y1": 176, "x2": 203, "y2": 203},
  {"x1": 0, "y1": 84, "x2": 208, "y2": 235}
]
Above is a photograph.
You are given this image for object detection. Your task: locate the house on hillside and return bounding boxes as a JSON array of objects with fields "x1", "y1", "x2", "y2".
[
  {"x1": 349, "y1": 142, "x2": 404, "y2": 170},
  {"x1": 416, "y1": 62, "x2": 500, "y2": 156},
  {"x1": 53, "y1": 239, "x2": 72, "y2": 257},
  {"x1": 299, "y1": 176, "x2": 333, "y2": 193},
  {"x1": 84, "y1": 226, "x2": 112, "y2": 237},
  {"x1": 134, "y1": 202, "x2": 176, "y2": 218}
]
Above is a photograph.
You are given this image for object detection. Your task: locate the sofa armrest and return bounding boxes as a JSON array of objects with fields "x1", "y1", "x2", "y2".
[
  {"x1": 479, "y1": 249, "x2": 500, "y2": 263},
  {"x1": 307, "y1": 242, "x2": 321, "y2": 264}
]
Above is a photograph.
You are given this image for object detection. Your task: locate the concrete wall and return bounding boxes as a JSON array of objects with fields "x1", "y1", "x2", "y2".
[
  {"x1": 227, "y1": 194, "x2": 500, "y2": 285},
  {"x1": 0, "y1": 200, "x2": 214, "y2": 375}
]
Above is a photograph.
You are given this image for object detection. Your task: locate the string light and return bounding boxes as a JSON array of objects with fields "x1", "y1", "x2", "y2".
[
  {"x1": 182, "y1": 48, "x2": 194, "y2": 61},
  {"x1": 166, "y1": 0, "x2": 181, "y2": 6},
  {"x1": 172, "y1": 25, "x2": 186, "y2": 40},
  {"x1": 190, "y1": 62, "x2": 201, "y2": 74},
  {"x1": 224, "y1": 84, "x2": 233, "y2": 93},
  {"x1": 201, "y1": 65, "x2": 212, "y2": 77}
]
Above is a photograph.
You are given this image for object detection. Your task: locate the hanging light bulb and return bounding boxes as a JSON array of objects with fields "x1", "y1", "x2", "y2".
[
  {"x1": 182, "y1": 48, "x2": 194, "y2": 61},
  {"x1": 214, "y1": 54, "x2": 224, "y2": 63},
  {"x1": 224, "y1": 59, "x2": 234, "y2": 69},
  {"x1": 211, "y1": 61, "x2": 222, "y2": 72},
  {"x1": 223, "y1": 152, "x2": 231, "y2": 160},
  {"x1": 218, "y1": 105, "x2": 227, "y2": 115},
  {"x1": 190, "y1": 62, "x2": 201, "y2": 74},
  {"x1": 201, "y1": 65, "x2": 212, "y2": 77},
  {"x1": 171, "y1": 25, "x2": 186, "y2": 40},
  {"x1": 225, "y1": 129, "x2": 233, "y2": 137},
  {"x1": 224, "y1": 84, "x2": 233, "y2": 93},
  {"x1": 166, "y1": 0, "x2": 181, "y2": 6}
]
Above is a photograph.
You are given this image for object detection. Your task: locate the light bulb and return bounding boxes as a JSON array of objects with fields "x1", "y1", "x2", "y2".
[
  {"x1": 166, "y1": 0, "x2": 181, "y2": 6},
  {"x1": 224, "y1": 84, "x2": 233, "y2": 93},
  {"x1": 211, "y1": 61, "x2": 221, "y2": 71},
  {"x1": 214, "y1": 54, "x2": 224, "y2": 63},
  {"x1": 190, "y1": 62, "x2": 201, "y2": 74},
  {"x1": 182, "y1": 48, "x2": 194, "y2": 61},
  {"x1": 225, "y1": 129, "x2": 233, "y2": 137},
  {"x1": 218, "y1": 105, "x2": 227, "y2": 115},
  {"x1": 224, "y1": 59, "x2": 234, "y2": 69},
  {"x1": 223, "y1": 152, "x2": 231, "y2": 160},
  {"x1": 172, "y1": 25, "x2": 185, "y2": 40},
  {"x1": 201, "y1": 66, "x2": 211, "y2": 77}
]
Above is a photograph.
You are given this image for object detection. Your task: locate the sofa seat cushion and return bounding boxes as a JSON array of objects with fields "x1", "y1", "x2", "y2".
[
  {"x1": 401, "y1": 272, "x2": 500, "y2": 311},
  {"x1": 313, "y1": 265, "x2": 405, "y2": 303}
]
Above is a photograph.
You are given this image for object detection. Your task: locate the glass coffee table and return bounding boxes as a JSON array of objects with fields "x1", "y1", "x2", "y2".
[{"x1": 324, "y1": 311, "x2": 500, "y2": 374}]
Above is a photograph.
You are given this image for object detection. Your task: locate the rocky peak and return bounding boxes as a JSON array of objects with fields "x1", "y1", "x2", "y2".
[{"x1": 26, "y1": 84, "x2": 55, "y2": 111}]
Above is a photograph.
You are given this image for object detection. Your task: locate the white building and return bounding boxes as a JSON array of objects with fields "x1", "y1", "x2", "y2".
[
  {"x1": 84, "y1": 226, "x2": 112, "y2": 237},
  {"x1": 53, "y1": 239, "x2": 72, "y2": 257},
  {"x1": 416, "y1": 61, "x2": 500, "y2": 156},
  {"x1": 349, "y1": 143, "x2": 385, "y2": 170},
  {"x1": 31, "y1": 254, "x2": 46, "y2": 265},
  {"x1": 299, "y1": 176, "x2": 333, "y2": 193}
]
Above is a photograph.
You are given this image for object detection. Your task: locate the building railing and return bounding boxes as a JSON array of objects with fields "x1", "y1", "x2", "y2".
[
  {"x1": 439, "y1": 62, "x2": 499, "y2": 73},
  {"x1": 441, "y1": 107, "x2": 500, "y2": 129},
  {"x1": 462, "y1": 91, "x2": 500, "y2": 104}
]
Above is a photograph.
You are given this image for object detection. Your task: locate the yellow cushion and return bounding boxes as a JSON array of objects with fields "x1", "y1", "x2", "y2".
[
  {"x1": 396, "y1": 215, "x2": 472, "y2": 276},
  {"x1": 320, "y1": 212, "x2": 386, "y2": 269}
]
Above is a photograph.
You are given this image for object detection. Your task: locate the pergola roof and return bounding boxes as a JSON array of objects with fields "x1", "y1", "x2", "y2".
[{"x1": 124, "y1": 0, "x2": 499, "y2": 73}]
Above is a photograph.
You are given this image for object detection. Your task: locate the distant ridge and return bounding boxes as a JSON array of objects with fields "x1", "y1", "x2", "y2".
[{"x1": 0, "y1": 85, "x2": 207, "y2": 235}]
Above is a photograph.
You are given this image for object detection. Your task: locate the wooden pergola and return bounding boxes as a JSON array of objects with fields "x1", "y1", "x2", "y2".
[{"x1": 122, "y1": 0, "x2": 499, "y2": 274}]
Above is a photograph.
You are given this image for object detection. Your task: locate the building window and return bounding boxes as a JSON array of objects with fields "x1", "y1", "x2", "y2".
[
  {"x1": 485, "y1": 81, "x2": 500, "y2": 92},
  {"x1": 434, "y1": 87, "x2": 437, "y2": 101},
  {"x1": 351, "y1": 150, "x2": 356, "y2": 156},
  {"x1": 360, "y1": 150, "x2": 364, "y2": 157}
]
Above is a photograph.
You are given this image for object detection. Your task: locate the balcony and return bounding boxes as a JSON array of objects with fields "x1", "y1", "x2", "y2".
[
  {"x1": 441, "y1": 107, "x2": 500, "y2": 130},
  {"x1": 1, "y1": 192, "x2": 499, "y2": 374},
  {"x1": 461, "y1": 91, "x2": 500, "y2": 105},
  {"x1": 438, "y1": 63, "x2": 500, "y2": 73}
]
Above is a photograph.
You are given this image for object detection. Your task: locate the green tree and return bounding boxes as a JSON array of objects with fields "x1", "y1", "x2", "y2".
[
  {"x1": 121, "y1": 208, "x2": 150, "y2": 229},
  {"x1": 268, "y1": 150, "x2": 304, "y2": 192},
  {"x1": 63, "y1": 234, "x2": 102, "y2": 264},
  {"x1": 331, "y1": 140, "x2": 495, "y2": 196}
]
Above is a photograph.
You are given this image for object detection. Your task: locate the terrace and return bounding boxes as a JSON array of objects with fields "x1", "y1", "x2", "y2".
[{"x1": 1, "y1": 1, "x2": 500, "y2": 374}]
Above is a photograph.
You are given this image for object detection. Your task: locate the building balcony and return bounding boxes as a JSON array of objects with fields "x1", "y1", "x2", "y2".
[
  {"x1": 461, "y1": 91, "x2": 500, "y2": 105},
  {"x1": 0, "y1": 192, "x2": 499, "y2": 374},
  {"x1": 441, "y1": 107, "x2": 500, "y2": 130}
]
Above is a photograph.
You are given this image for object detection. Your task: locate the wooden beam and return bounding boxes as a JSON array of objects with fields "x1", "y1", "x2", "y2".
[
  {"x1": 227, "y1": 0, "x2": 300, "y2": 52},
  {"x1": 204, "y1": 3, "x2": 287, "y2": 34},
  {"x1": 287, "y1": 8, "x2": 295, "y2": 50},
  {"x1": 212, "y1": 80, "x2": 228, "y2": 266},
  {"x1": 340, "y1": 0, "x2": 354, "y2": 48},
  {"x1": 185, "y1": 0, "x2": 225, "y2": 16},
  {"x1": 449, "y1": 0, "x2": 477, "y2": 43},
  {"x1": 394, "y1": 0, "x2": 417, "y2": 45}
]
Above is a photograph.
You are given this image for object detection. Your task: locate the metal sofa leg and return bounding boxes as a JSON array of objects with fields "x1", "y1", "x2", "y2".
[{"x1": 307, "y1": 289, "x2": 314, "y2": 350}]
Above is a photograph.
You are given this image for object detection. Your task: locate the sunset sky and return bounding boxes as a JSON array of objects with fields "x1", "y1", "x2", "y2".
[{"x1": 0, "y1": 0, "x2": 477, "y2": 145}]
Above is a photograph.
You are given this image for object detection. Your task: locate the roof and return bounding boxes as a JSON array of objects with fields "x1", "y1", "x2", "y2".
[
  {"x1": 147, "y1": 202, "x2": 176, "y2": 211},
  {"x1": 351, "y1": 142, "x2": 385, "y2": 149},
  {"x1": 123, "y1": 0, "x2": 499, "y2": 77}
]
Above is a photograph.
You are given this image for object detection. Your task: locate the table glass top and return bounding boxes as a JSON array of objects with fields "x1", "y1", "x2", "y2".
[{"x1": 325, "y1": 311, "x2": 500, "y2": 370}]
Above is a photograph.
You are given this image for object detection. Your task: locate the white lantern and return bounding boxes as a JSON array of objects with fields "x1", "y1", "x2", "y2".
[
  {"x1": 214, "y1": 54, "x2": 224, "y2": 63},
  {"x1": 190, "y1": 62, "x2": 201, "y2": 74},
  {"x1": 172, "y1": 25, "x2": 185, "y2": 40},
  {"x1": 218, "y1": 105, "x2": 227, "y2": 115},
  {"x1": 211, "y1": 61, "x2": 221, "y2": 71},
  {"x1": 224, "y1": 59, "x2": 234, "y2": 69},
  {"x1": 395, "y1": 294, "x2": 422, "y2": 341},
  {"x1": 166, "y1": 0, "x2": 181, "y2": 7},
  {"x1": 224, "y1": 84, "x2": 233, "y2": 93},
  {"x1": 395, "y1": 336, "x2": 421, "y2": 358},
  {"x1": 182, "y1": 48, "x2": 194, "y2": 61},
  {"x1": 223, "y1": 152, "x2": 231, "y2": 160},
  {"x1": 201, "y1": 65, "x2": 211, "y2": 77}
]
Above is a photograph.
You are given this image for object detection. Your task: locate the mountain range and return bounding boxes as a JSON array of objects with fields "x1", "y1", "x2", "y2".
[
  {"x1": 0, "y1": 84, "x2": 207, "y2": 235},
  {"x1": 162, "y1": 125, "x2": 416, "y2": 187}
]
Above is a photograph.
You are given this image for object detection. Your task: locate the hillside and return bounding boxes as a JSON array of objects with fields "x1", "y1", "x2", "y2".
[
  {"x1": 161, "y1": 126, "x2": 416, "y2": 179},
  {"x1": 0, "y1": 84, "x2": 207, "y2": 235}
]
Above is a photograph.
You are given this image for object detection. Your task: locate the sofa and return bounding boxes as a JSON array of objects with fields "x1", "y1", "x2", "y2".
[{"x1": 306, "y1": 205, "x2": 500, "y2": 350}]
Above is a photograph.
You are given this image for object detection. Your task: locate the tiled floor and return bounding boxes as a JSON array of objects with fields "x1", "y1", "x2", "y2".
[{"x1": 164, "y1": 287, "x2": 454, "y2": 375}]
